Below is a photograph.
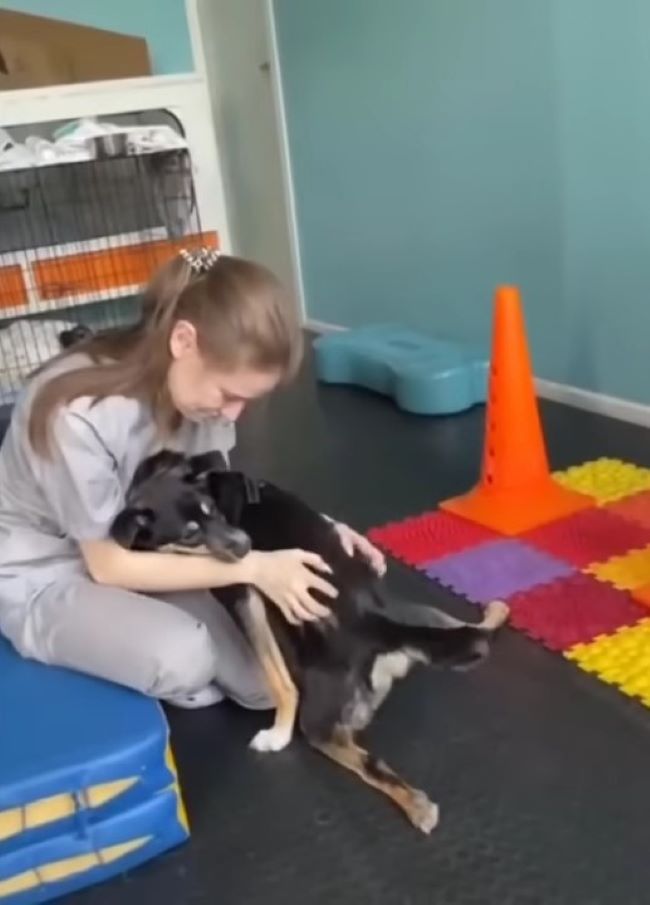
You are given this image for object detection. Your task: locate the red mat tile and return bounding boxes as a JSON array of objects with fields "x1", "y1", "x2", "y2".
[
  {"x1": 508, "y1": 573, "x2": 646, "y2": 651},
  {"x1": 368, "y1": 511, "x2": 498, "y2": 567},
  {"x1": 608, "y1": 489, "x2": 650, "y2": 531},
  {"x1": 521, "y1": 508, "x2": 650, "y2": 569}
]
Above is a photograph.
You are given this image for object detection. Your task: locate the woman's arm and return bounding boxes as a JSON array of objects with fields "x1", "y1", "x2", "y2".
[
  {"x1": 80, "y1": 539, "x2": 335, "y2": 623},
  {"x1": 81, "y1": 539, "x2": 249, "y2": 592}
]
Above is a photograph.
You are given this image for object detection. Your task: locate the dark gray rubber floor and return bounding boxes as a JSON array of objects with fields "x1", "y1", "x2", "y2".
[{"x1": 24, "y1": 354, "x2": 650, "y2": 904}]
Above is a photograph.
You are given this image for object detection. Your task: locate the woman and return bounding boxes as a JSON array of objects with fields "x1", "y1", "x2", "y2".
[{"x1": 0, "y1": 249, "x2": 384, "y2": 709}]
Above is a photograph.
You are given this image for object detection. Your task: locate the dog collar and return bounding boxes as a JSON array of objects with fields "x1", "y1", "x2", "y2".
[{"x1": 244, "y1": 476, "x2": 262, "y2": 504}]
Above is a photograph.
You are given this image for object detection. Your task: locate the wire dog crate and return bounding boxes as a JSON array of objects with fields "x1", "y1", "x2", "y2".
[{"x1": 0, "y1": 117, "x2": 218, "y2": 406}]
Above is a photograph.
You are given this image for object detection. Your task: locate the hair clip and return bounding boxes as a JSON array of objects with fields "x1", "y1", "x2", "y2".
[{"x1": 179, "y1": 246, "x2": 221, "y2": 274}]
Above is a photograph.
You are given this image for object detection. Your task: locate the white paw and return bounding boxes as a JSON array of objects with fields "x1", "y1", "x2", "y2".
[
  {"x1": 482, "y1": 599, "x2": 510, "y2": 630},
  {"x1": 249, "y1": 725, "x2": 292, "y2": 752},
  {"x1": 410, "y1": 792, "x2": 440, "y2": 835}
]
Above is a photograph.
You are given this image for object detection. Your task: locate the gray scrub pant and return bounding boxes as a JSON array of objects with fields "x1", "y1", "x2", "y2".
[{"x1": 18, "y1": 576, "x2": 271, "y2": 709}]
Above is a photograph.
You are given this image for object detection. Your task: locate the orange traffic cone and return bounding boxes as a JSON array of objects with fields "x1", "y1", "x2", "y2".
[{"x1": 441, "y1": 286, "x2": 593, "y2": 534}]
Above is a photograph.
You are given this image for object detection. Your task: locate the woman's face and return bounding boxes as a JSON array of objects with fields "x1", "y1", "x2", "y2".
[{"x1": 167, "y1": 320, "x2": 281, "y2": 422}]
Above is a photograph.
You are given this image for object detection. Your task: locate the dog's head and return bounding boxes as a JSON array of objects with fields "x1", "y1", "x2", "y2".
[{"x1": 111, "y1": 450, "x2": 252, "y2": 560}]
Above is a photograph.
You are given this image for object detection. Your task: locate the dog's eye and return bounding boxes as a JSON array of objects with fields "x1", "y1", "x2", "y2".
[
  {"x1": 200, "y1": 500, "x2": 213, "y2": 516},
  {"x1": 181, "y1": 520, "x2": 201, "y2": 543}
]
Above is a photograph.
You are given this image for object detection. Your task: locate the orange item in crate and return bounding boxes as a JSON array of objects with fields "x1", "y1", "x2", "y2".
[
  {"x1": 33, "y1": 232, "x2": 219, "y2": 300},
  {"x1": 0, "y1": 264, "x2": 28, "y2": 310}
]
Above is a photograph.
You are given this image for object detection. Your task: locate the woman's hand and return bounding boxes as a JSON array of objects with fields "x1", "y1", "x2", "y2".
[
  {"x1": 242, "y1": 549, "x2": 337, "y2": 625},
  {"x1": 332, "y1": 521, "x2": 387, "y2": 576}
]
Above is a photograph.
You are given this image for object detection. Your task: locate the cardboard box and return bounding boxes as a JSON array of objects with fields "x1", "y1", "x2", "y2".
[
  {"x1": 0, "y1": 10, "x2": 151, "y2": 90},
  {"x1": 0, "y1": 33, "x2": 70, "y2": 90}
]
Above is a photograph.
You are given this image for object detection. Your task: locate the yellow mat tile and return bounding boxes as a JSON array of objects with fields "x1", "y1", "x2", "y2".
[
  {"x1": 566, "y1": 619, "x2": 650, "y2": 707},
  {"x1": 586, "y1": 545, "x2": 650, "y2": 590},
  {"x1": 553, "y1": 459, "x2": 650, "y2": 505}
]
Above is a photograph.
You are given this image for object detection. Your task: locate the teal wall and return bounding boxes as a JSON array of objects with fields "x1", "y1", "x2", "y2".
[
  {"x1": 274, "y1": 0, "x2": 650, "y2": 404},
  {"x1": 554, "y1": 0, "x2": 650, "y2": 400},
  {"x1": 2, "y1": 0, "x2": 193, "y2": 74}
]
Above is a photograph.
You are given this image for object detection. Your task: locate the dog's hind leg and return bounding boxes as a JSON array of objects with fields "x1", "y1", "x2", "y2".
[
  {"x1": 309, "y1": 726, "x2": 439, "y2": 835},
  {"x1": 479, "y1": 599, "x2": 510, "y2": 630},
  {"x1": 238, "y1": 590, "x2": 298, "y2": 753},
  {"x1": 383, "y1": 598, "x2": 509, "y2": 633}
]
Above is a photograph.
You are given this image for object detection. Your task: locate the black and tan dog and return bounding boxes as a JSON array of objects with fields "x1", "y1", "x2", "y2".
[{"x1": 111, "y1": 450, "x2": 509, "y2": 833}]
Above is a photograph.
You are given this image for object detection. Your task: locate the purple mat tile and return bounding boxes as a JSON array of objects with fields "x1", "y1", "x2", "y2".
[{"x1": 423, "y1": 539, "x2": 575, "y2": 604}]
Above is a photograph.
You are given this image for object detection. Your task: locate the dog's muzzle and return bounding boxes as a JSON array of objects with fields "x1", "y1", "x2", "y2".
[{"x1": 204, "y1": 525, "x2": 252, "y2": 561}]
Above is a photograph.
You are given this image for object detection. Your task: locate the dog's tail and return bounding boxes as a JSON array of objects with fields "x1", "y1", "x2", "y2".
[{"x1": 368, "y1": 599, "x2": 509, "y2": 671}]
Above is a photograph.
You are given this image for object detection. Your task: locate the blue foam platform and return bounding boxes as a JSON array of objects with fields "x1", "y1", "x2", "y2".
[
  {"x1": 313, "y1": 325, "x2": 488, "y2": 415},
  {"x1": 0, "y1": 637, "x2": 189, "y2": 904}
]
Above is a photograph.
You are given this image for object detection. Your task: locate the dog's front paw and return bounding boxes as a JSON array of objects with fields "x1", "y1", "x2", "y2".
[{"x1": 249, "y1": 725, "x2": 293, "y2": 753}]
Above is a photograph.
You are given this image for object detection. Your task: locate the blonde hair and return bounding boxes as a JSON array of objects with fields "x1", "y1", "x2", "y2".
[{"x1": 29, "y1": 254, "x2": 302, "y2": 456}]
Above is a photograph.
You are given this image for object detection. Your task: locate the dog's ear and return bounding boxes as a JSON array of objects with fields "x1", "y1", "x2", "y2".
[
  {"x1": 111, "y1": 507, "x2": 155, "y2": 549},
  {"x1": 205, "y1": 471, "x2": 246, "y2": 525},
  {"x1": 130, "y1": 450, "x2": 187, "y2": 489},
  {"x1": 187, "y1": 451, "x2": 228, "y2": 481}
]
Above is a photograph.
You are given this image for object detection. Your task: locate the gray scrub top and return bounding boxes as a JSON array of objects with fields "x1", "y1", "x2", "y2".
[{"x1": 0, "y1": 353, "x2": 235, "y2": 641}]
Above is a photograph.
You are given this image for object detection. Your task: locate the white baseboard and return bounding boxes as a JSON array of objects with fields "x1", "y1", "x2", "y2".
[
  {"x1": 305, "y1": 318, "x2": 347, "y2": 333},
  {"x1": 535, "y1": 378, "x2": 650, "y2": 428}
]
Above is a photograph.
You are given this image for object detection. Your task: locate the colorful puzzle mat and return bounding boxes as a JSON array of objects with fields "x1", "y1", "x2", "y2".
[{"x1": 369, "y1": 458, "x2": 650, "y2": 710}]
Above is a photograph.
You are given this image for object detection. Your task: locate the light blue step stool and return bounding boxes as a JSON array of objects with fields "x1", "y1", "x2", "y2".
[
  {"x1": 0, "y1": 637, "x2": 189, "y2": 904},
  {"x1": 313, "y1": 324, "x2": 488, "y2": 415}
]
